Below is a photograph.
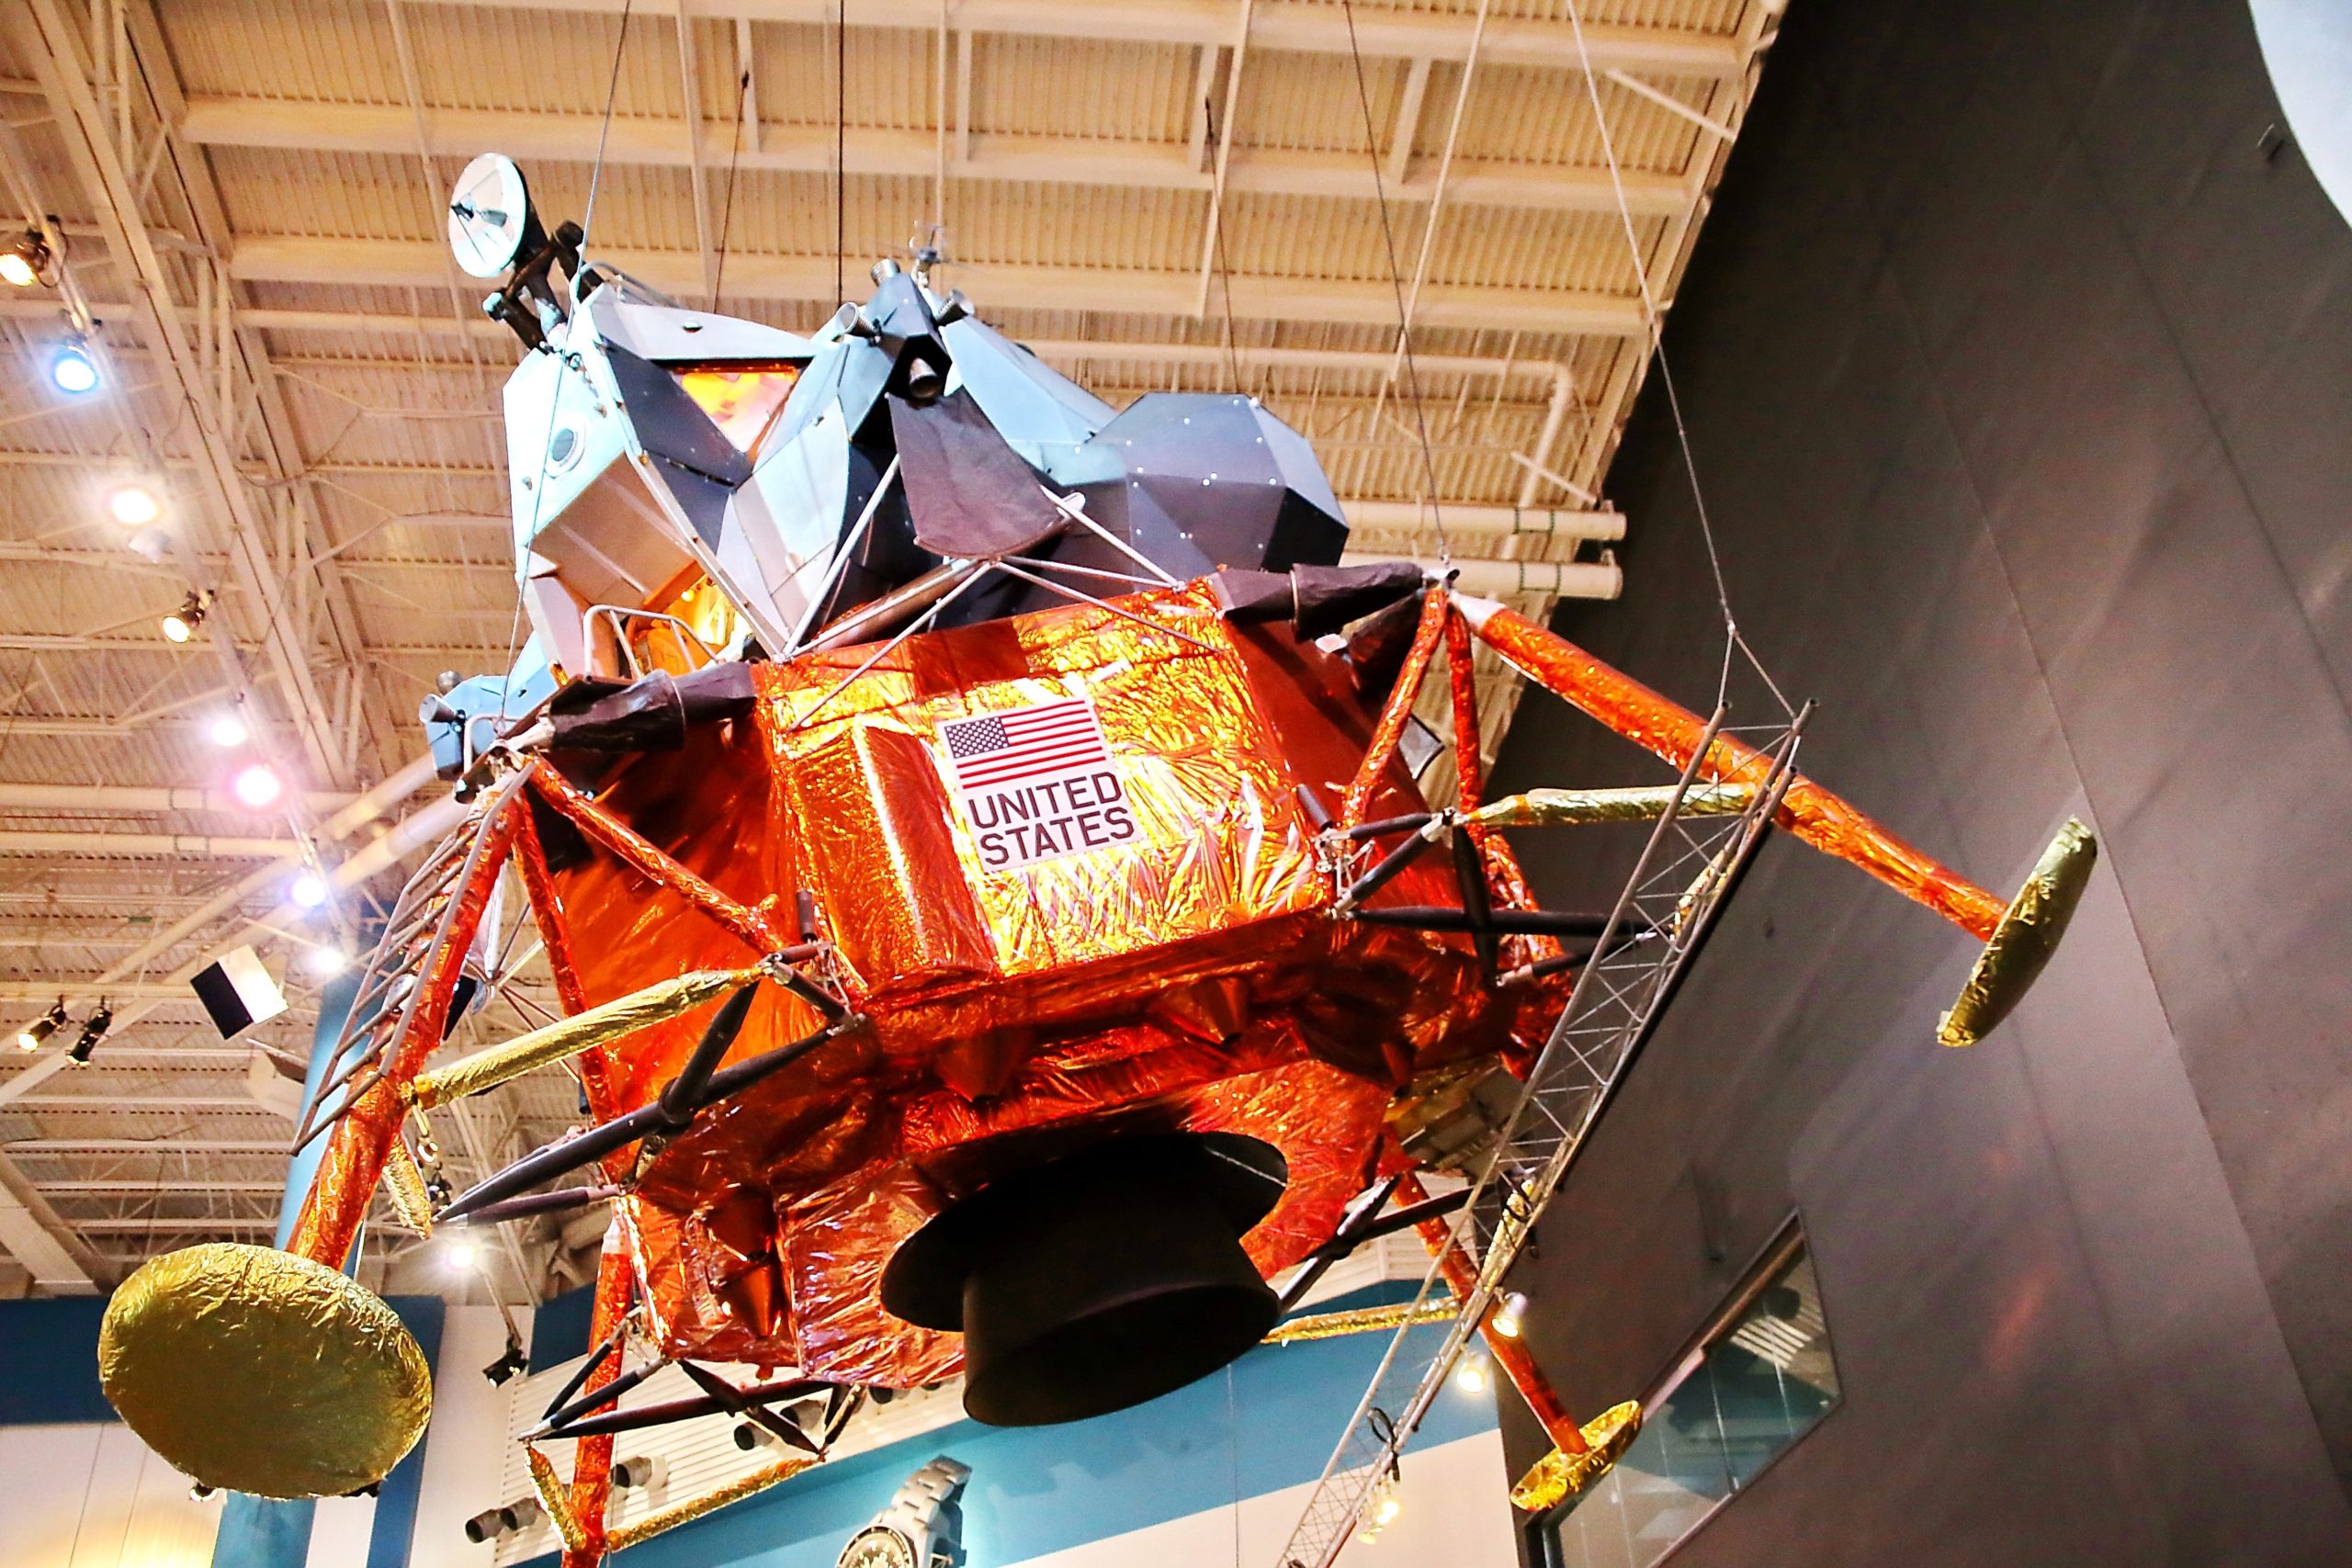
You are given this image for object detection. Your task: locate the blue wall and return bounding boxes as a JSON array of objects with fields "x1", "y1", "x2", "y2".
[
  {"x1": 0, "y1": 1296, "x2": 115, "y2": 1425},
  {"x1": 520, "y1": 1305, "x2": 1497, "y2": 1568}
]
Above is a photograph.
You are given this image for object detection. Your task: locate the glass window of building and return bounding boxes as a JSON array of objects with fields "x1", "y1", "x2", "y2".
[{"x1": 1538, "y1": 1232, "x2": 1839, "y2": 1568}]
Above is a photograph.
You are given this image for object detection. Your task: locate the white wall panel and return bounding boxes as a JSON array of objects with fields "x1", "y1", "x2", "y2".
[
  {"x1": 0, "y1": 1423, "x2": 221, "y2": 1568},
  {"x1": 1005, "y1": 1430, "x2": 1517, "y2": 1568}
]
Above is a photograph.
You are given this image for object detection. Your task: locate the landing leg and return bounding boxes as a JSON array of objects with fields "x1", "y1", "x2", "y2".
[{"x1": 1455, "y1": 594, "x2": 2096, "y2": 1045}]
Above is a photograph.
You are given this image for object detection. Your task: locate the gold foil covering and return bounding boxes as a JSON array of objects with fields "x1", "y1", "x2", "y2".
[
  {"x1": 97, "y1": 1243, "x2": 432, "y2": 1498},
  {"x1": 382, "y1": 1137, "x2": 434, "y2": 1236},
  {"x1": 604, "y1": 1456, "x2": 819, "y2": 1551},
  {"x1": 1470, "y1": 783, "x2": 1756, "y2": 829},
  {"x1": 410, "y1": 964, "x2": 764, "y2": 1108},
  {"x1": 1508, "y1": 1401, "x2": 1644, "y2": 1512},
  {"x1": 527, "y1": 1445, "x2": 592, "y2": 1557},
  {"x1": 1261, "y1": 1298, "x2": 1460, "y2": 1345},
  {"x1": 1938, "y1": 818, "x2": 2098, "y2": 1048},
  {"x1": 536, "y1": 587, "x2": 1500, "y2": 1381}
]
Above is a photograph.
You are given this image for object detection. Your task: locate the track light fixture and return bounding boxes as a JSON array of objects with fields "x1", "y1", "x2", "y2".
[
  {"x1": 0, "y1": 231, "x2": 50, "y2": 289},
  {"x1": 232, "y1": 762, "x2": 283, "y2": 808},
  {"x1": 107, "y1": 481, "x2": 162, "y2": 526},
  {"x1": 50, "y1": 340, "x2": 97, "y2": 395},
  {"x1": 16, "y1": 998, "x2": 66, "y2": 1051},
  {"x1": 1490, "y1": 1291, "x2": 1531, "y2": 1340},
  {"x1": 68, "y1": 1001, "x2": 112, "y2": 1064},
  {"x1": 161, "y1": 590, "x2": 208, "y2": 644},
  {"x1": 480, "y1": 1335, "x2": 527, "y2": 1387}
]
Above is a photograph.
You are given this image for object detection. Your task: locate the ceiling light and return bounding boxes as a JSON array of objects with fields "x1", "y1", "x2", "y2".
[
  {"x1": 107, "y1": 482, "x2": 161, "y2": 526},
  {"x1": 1490, "y1": 1292, "x2": 1530, "y2": 1340},
  {"x1": 1453, "y1": 1352, "x2": 1489, "y2": 1394},
  {"x1": 301, "y1": 944, "x2": 348, "y2": 980},
  {"x1": 161, "y1": 590, "x2": 207, "y2": 644},
  {"x1": 50, "y1": 342, "x2": 97, "y2": 395},
  {"x1": 0, "y1": 231, "x2": 48, "y2": 288},
  {"x1": 208, "y1": 712, "x2": 248, "y2": 748},
  {"x1": 446, "y1": 1236, "x2": 480, "y2": 1272},
  {"x1": 289, "y1": 872, "x2": 329, "y2": 909},
  {"x1": 232, "y1": 763, "x2": 283, "y2": 808},
  {"x1": 68, "y1": 1002, "x2": 112, "y2": 1064},
  {"x1": 16, "y1": 999, "x2": 65, "y2": 1052}
]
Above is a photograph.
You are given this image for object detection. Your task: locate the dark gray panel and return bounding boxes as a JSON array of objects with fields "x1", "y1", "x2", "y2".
[{"x1": 1487, "y1": 0, "x2": 2352, "y2": 1556}]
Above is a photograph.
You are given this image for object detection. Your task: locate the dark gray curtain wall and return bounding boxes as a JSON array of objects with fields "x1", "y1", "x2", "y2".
[{"x1": 1487, "y1": 0, "x2": 2352, "y2": 1562}]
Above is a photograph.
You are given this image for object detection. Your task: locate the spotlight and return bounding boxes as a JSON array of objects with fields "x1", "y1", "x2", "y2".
[
  {"x1": 289, "y1": 872, "x2": 329, "y2": 909},
  {"x1": 107, "y1": 482, "x2": 161, "y2": 526},
  {"x1": 1490, "y1": 1292, "x2": 1530, "y2": 1340},
  {"x1": 207, "y1": 712, "x2": 248, "y2": 748},
  {"x1": 1453, "y1": 1352, "x2": 1489, "y2": 1394},
  {"x1": 232, "y1": 763, "x2": 282, "y2": 808},
  {"x1": 1, "y1": 231, "x2": 49, "y2": 288},
  {"x1": 68, "y1": 1002, "x2": 112, "y2": 1064},
  {"x1": 446, "y1": 1235, "x2": 480, "y2": 1272},
  {"x1": 480, "y1": 1335, "x2": 528, "y2": 1386},
  {"x1": 17, "y1": 998, "x2": 65, "y2": 1051},
  {"x1": 161, "y1": 590, "x2": 208, "y2": 644},
  {"x1": 463, "y1": 1497, "x2": 541, "y2": 1542},
  {"x1": 611, "y1": 1456, "x2": 658, "y2": 1491},
  {"x1": 50, "y1": 341, "x2": 97, "y2": 395},
  {"x1": 301, "y1": 944, "x2": 348, "y2": 980},
  {"x1": 189, "y1": 1481, "x2": 221, "y2": 1503},
  {"x1": 1359, "y1": 1469, "x2": 1403, "y2": 1543}
]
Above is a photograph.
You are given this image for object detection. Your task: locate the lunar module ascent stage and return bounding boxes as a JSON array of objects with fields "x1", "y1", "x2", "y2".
[{"x1": 95, "y1": 155, "x2": 2097, "y2": 1565}]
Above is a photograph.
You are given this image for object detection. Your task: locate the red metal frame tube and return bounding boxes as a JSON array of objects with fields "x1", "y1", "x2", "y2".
[
  {"x1": 1393, "y1": 1172, "x2": 1588, "y2": 1455},
  {"x1": 528, "y1": 765, "x2": 787, "y2": 954},
  {"x1": 287, "y1": 797, "x2": 523, "y2": 1268},
  {"x1": 1442, "y1": 605, "x2": 1560, "y2": 968},
  {"x1": 1459, "y1": 596, "x2": 2006, "y2": 940},
  {"x1": 563, "y1": 1236, "x2": 633, "y2": 1567},
  {"x1": 1340, "y1": 585, "x2": 1452, "y2": 829}
]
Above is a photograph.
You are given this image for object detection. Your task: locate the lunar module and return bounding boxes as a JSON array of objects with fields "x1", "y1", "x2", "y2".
[{"x1": 96, "y1": 157, "x2": 2097, "y2": 1566}]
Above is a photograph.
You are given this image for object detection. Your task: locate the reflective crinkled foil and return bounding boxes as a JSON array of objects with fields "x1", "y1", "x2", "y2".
[
  {"x1": 539, "y1": 581, "x2": 1503, "y2": 1383},
  {"x1": 98, "y1": 1243, "x2": 431, "y2": 1498}
]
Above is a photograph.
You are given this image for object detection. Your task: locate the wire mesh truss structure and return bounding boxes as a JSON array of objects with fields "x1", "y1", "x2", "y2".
[{"x1": 1274, "y1": 708, "x2": 1803, "y2": 1568}]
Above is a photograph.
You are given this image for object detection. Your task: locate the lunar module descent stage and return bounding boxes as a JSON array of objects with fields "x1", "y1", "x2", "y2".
[{"x1": 94, "y1": 156, "x2": 2098, "y2": 1567}]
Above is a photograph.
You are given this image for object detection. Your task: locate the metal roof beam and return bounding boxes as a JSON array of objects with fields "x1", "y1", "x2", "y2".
[
  {"x1": 227, "y1": 236, "x2": 1647, "y2": 336},
  {"x1": 5, "y1": 0, "x2": 355, "y2": 794},
  {"x1": 391, "y1": 1, "x2": 1744, "y2": 79},
  {"x1": 174, "y1": 97, "x2": 1689, "y2": 218}
]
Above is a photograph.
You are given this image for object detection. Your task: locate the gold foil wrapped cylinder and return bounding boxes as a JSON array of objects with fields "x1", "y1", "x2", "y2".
[
  {"x1": 97, "y1": 1242, "x2": 432, "y2": 1498},
  {"x1": 1938, "y1": 818, "x2": 2098, "y2": 1047},
  {"x1": 409, "y1": 964, "x2": 765, "y2": 1109},
  {"x1": 1261, "y1": 1297, "x2": 1460, "y2": 1345},
  {"x1": 605, "y1": 1456, "x2": 819, "y2": 1551},
  {"x1": 382, "y1": 1137, "x2": 435, "y2": 1236},
  {"x1": 527, "y1": 1446, "x2": 592, "y2": 1557},
  {"x1": 1509, "y1": 1400, "x2": 1645, "y2": 1512},
  {"x1": 1469, "y1": 783, "x2": 1757, "y2": 829}
]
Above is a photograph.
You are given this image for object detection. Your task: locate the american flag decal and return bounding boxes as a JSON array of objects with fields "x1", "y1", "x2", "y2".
[{"x1": 941, "y1": 697, "x2": 1111, "y2": 791}]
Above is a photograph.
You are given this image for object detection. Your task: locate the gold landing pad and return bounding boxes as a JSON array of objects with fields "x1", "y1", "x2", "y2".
[
  {"x1": 1509, "y1": 1400, "x2": 1644, "y2": 1513},
  {"x1": 1939, "y1": 818, "x2": 2098, "y2": 1048},
  {"x1": 98, "y1": 1243, "x2": 432, "y2": 1498}
]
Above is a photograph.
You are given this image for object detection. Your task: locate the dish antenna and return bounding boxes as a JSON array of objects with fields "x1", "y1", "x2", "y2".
[
  {"x1": 447, "y1": 152, "x2": 538, "y2": 280},
  {"x1": 447, "y1": 152, "x2": 585, "y2": 350}
]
